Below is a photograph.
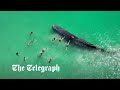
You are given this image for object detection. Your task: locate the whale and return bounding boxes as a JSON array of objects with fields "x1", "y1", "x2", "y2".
[{"x1": 52, "y1": 25, "x2": 105, "y2": 52}]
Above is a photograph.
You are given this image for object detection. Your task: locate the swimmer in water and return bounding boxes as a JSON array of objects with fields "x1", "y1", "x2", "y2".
[
  {"x1": 38, "y1": 48, "x2": 48, "y2": 57},
  {"x1": 37, "y1": 53, "x2": 42, "y2": 58},
  {"x1": 44, "y1": 48, "x2": 48, "y2": 50},
  {"x1": 40, "y1": 52, "x2": 43, "y2": 56},
  {"x1": 41, "y1": 48, "x2": 47, "y2": 53},
  {"x1": 24, "y1": 56, "x2": 28, "y2": 61},
  {"x1": 27, "y1": 38, "x2": 36, "y2": 46},
  {"x1": 66, "y1": 40, "x2": 70, "y2": 50},
  {"x1": 42, "y1": 49, "x2": 45, "y2": 53},
  {"x1": 51, "y1": 38, "x2": 56, "y2": 41},
  {"x1": 16, "y1": 52, "x2": 19, "y2": 56},
  {"x1": 29, "y1": 32, "x2": 33, "y2": 36},
  {"x1": 42, "y1": 48, "x2": 48, "y2": 52},
  {"x1": 37, "y1": 51, "x2": 43, "y2": 57},
  {"x1": 66, "y1": 40, "x2": 70, "y2": 47},
  {"x1": 58, "y1": 36, "x2": 65, "y2": 42},
  {"x1": 48, "y1": 58, "x2": 52, "y2": 63}
]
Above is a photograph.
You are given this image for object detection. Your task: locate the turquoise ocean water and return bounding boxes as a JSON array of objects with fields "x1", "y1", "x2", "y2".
[{"x1": 0, "y1": 11, "x2": 120, "y2": 79}]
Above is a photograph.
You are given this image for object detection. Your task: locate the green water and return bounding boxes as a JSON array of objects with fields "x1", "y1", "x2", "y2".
[{"x1": 0, "y1": 11, "x2": 120, "y2": 79}]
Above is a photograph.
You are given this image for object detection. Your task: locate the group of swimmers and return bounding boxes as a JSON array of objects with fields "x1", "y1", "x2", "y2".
[
  {"x1": 51, "y1": 36, "x2": 70, "y2": 48},
  {"x1": 16, "y1": 31, "x2": 71, "y2": 63}
]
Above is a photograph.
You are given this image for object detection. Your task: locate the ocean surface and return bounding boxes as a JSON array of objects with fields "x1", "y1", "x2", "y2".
[{"x1": 0, "y1": 11, "x2": 120, "y2": 79}]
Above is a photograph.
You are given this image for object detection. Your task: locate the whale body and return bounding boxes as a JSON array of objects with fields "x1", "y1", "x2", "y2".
[{"x1": 52, "y1": 25, "x2": 105, "y2": 52}]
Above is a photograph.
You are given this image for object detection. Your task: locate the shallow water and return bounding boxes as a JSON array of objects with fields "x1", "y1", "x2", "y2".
[{"x1": 0, "y1": 11, "x2": 120, "y2": 79}]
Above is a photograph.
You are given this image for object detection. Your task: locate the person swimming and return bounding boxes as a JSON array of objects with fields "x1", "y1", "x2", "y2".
[
  {"x1": 16, "y1": 52, "x2": 19, "y2": 56},
  {"x1": 58, "y1": 36, "x2": 65, "y2": 42},
  {"x1": 41, "y1": 48, "x2": 48, "y2": 53},
  {"x1": 40, "y1": 51, "x2": 43, "y2": 56},
  {"x1": 66, "y1": 40, "x2": 70, "y2": 50},
  {"x1": 51, "y1": 38, "x2": 56, "y2": 41},
  {"x1": 23, "y1": 56, "x2": 28, "y2": 61},
  {"x1": 43, "y1": 48, "x2": 48, "y2": 51},
  {"x1": 38, "y1": 48, "x2": 48, "y2": 57},
  {"x1": 66, "y1": 40, "x2": 70, "y2": 47},
  {"x1": 29, "y1": 32, "x2": 33, "y2": 36},
  {"x1": 27, "y1": 38, "x2": 36, "y2": 46},
  {"x1": 48, "y1": 58, "x2": 52, "y2": 63}
]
